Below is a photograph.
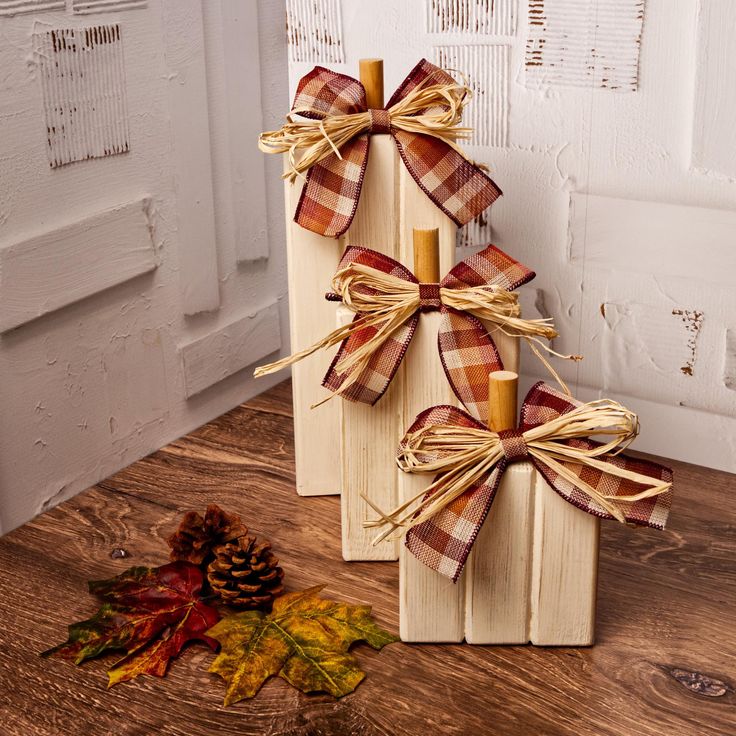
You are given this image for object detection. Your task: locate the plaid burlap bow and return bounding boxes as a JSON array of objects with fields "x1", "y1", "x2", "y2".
[
  {"x1": 365, "y1": 382, "x2": 673, "y2": 581},
  {"x1": 255, "y1": 244, "x2": 565, "y2": 411},
  {"x1": 259, "y1": 59, "x2": 501, "y2": 238}
]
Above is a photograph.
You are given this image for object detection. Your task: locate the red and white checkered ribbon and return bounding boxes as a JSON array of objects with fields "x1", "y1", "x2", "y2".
[
  {"x1": 366, "y1": 383, "x2": 673, "y2": 582},
  {"x1": 263, "y1": 59, "x2": 502, "y2": 238},
  {"x1": 254, "y1": 244, "x2": 537, "y2": 407},
  {"x1": 322, "y1": 245, "x2": 535, "y2": 412}
]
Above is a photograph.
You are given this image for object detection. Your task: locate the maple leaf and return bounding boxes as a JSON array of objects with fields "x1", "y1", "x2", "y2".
[
  {"x1": 206, "y1": 585, "x2": 398, "y2": 705},
  {"x1": 42, "y1": 561, "x2": 220, "y2": 687}
]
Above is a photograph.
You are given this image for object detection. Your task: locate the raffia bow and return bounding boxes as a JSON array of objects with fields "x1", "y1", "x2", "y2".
[
  {"x1": 258, "y1": 59, "x2": 501, "y2": 238},
  {"x1": 363, "y1": 382, "x2": 674, "y2": 581},
  {"x1": 255, "y1": 245, "x2": 578, "y2": 414}
]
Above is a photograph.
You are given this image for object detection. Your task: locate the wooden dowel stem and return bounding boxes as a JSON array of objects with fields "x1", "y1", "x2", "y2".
[
  {"x1": 488, "y1": 371, "x2": 518, "y2": 432},
  {"x1": 359, "y1": 58, "x2": 384, "y2": 109},
  {"x1": 413, "y1": 228, "x2": 440, "y2": 283}
]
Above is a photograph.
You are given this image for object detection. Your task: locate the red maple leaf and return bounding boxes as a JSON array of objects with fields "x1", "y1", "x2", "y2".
[{"x1": 42, "y1": 561, "x2": 220, "y2": 686}]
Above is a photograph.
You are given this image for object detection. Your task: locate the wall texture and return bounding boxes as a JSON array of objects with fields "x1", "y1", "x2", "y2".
[
  {"x1": 285, "y1": 0, "x2": 736, "y2": 473},
  {"x1": 0, "y1": 0, "x2": 290, "y2": 533}
]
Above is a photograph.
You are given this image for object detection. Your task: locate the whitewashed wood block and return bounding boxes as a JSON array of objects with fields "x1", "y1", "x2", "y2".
[
  {"x1": 284, "y1": 165, "x2": 342, "y2": 497},
  {"x1": 465, "y1": 459, "x2": 599, "y2": 646},
  {"x1": 399, "y1": 328, "x2": 599, "y2": 645},
  {"x1": 529, "y1": 471, "x2": 599, "y2": 646},
  {"x1": 399, "y1": 310, "x2": 466, "y2": 641},
  {"x1": 463, "y1": 457, "x2": 535, "y2": 644},
  {"x1": 337, "y1": 302, "x2": 400, "y2": 562},
  {"x1": 400, "y1": 327, "x2": 518, "y2": 642}
]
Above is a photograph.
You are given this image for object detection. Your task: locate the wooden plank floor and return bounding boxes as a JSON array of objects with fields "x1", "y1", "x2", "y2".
[{"x1": 0, "y1": 379, "x2": 734, "y2": 736}]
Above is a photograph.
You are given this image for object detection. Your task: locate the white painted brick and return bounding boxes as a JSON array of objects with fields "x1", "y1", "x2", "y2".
[
  {"x1": 286, "y1": 0, "x2": 344, "y2": 64},
  {"x1": 526, "y1": 0, "x2": 645, "y2": 92}
]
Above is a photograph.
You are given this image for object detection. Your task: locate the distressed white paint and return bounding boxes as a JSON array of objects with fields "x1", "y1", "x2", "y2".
[
  {"x1": 283, "y1": 165, "x2": 342, "y2": 497},
  {"x1": 0, "y1": 0, "x2": 289, "y2": 533},
  {"x1": 691, "y1": 0, "x2": 736, "y2": 179},
  {"x1": 724, "y1": 330, "x2": 736, "y2": 393},
  {"x1": 0, "y1": 198, "x2": 157, "y2": 333},
  {"x1": 457, "y1": 211, "x2": 492, "y2": 249},
  {"x1": 526, "y1": 0, "x2": 645, "y2": 91},
  {"x1": 528, "y1": 470, "x2": 599, "y2": 645},
  {"x1": 180, "y1": 302, "x2": 281, "y2": 398},
  {"x1": 34, "y1": 24, "x2": 130, "y2": 169},
  {"x1": 162, "y1": 0, "x2": 221, "y2": 316},
  {"x1": 434, "y1": 44, "x2": 509, "y2": 147},
  {"x1": 286, "y1": 0, "x2": 345, "y2": 64},
  {"x1": 426, "y1": 0, "x2": 516, "y2": 36},
  {"x1": 291, "y1": 0, "x2": 736, "y2": 472}
]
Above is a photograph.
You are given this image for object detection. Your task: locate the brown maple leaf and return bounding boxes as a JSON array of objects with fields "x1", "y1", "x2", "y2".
[
  {"x1": 42, "y1": 561, "x2": 220, "y2": 687},
  {"x1": 206, "y1": 585, "x2": 398, "y2": 705}
]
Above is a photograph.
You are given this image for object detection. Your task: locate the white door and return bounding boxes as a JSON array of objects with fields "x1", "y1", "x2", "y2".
[{"x1": 0, "y1": 0, "x2": 289, "y2": 532}]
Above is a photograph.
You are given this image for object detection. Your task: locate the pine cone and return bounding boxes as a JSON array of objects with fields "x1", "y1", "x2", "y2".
[
  {"x1": 168, "y1": 504, "x2": 247, "y2": 566},
  {"x1": 208, "y1": 535, "x2": 285, "y2": 609}
]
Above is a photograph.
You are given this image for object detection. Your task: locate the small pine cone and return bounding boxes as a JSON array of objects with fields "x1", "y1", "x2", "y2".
[
  {"x1": 208, "y1": 536, "x2": 285, "y2": 610},
  {"x1": 168, "y1": 504, "x2": 248, "y2": 566}
]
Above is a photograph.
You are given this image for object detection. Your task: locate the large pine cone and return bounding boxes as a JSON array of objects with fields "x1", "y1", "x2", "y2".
[
  {"x1": 168, "y1": 504, "x2": 247, "y2": 566},
  {"x1": 208, "y1": 535, "x2": 285, "y2": 609}
]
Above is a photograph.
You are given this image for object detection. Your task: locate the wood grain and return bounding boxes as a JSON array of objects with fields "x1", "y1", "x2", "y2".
[
  {"x1": 179, "y1": 301, "x2": 281, "y2": 398},
  {"x1": 284, "y1": 157, "x2": 342, "y2": 496},
  {"x1": 0, "y1": 380, "x2": 734, "y2": 736},
  {"x1": 339, "y1": 134, "x2": 401, "y2": 561}
]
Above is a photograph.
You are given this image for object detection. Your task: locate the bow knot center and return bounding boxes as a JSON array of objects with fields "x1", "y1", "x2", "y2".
[
  {"x1": 418, "y1": 283, "x2": 442, "y2": 311},
  {"x1": 368, "y1": 109, "x2": 391, "y2": 134},
  {"x1": 497, "y1": 429, "x2": 529, "y2": 463}
]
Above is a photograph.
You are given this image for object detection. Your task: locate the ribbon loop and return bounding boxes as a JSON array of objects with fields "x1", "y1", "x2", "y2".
[
  {"x1": 418, "y1": 283, "x2": 442, "y2": 311},
  {"x1": 497, "y1": 429, "x2": 529, "y2": 463},
  {"x1": 259, "y1": 59, "x2": 502, "y2": 238},
  {"x1": 368, "y1": 108, "x2": 391, "y2": 134}
]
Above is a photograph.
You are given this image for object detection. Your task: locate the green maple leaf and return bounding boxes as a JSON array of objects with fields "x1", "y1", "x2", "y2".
[
  {"x1": 206, "y1": 585, "x2": 398, "y2": 704},
  {"x1": 42, "y1": 562, "x2": 220, "y2": 687}
]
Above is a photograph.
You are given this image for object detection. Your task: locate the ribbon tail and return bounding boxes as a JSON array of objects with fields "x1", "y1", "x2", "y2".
[
  {"x1": 438, "y1": 309, "x2": 503, "y2": 425},
  {"x1": 322, "y1": 312, "x2": 419, "y2": 405},
  {"x1": 406, "y1": 463, "x2": 505, "y2": 582},
  {"x1": 392, "y1": 129, "x2": 501, "y2": 227},
  {"x1": 294, "y1": 135, "x2": 370, "y2": 238}
]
